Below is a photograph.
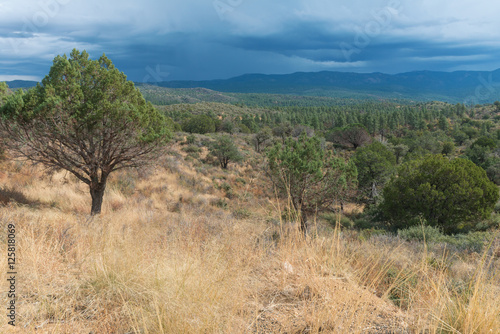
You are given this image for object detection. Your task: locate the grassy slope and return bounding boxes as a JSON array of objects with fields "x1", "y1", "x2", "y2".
[{"x1": 0, "y1": 135, "x2": 499, "y2": 333}]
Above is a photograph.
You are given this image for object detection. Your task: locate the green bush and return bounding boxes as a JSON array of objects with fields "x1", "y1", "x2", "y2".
[
  {"x1": 321, "y1": 213, "x2": 353, "y2": 228},
  {"x1": 186, "y1": 134, "x2": 196, "y2": 144},
  {"x1": 220, "y1": 182, "x2": 231, "y2": 192},
  {"x1": 210, "y1": 135, "x2": 243, "y2": 169},
  {"x1": 398, "y1": 224, "x2": 444, "y2": 242},
  {"x1": 182, "y1": 115, "x2": 216, "y2": 134},
  {"x1": 398, "y1": 225, "x2": 494, "y2": 253},
  {"x1": 381, "y1": 155, "x2": 499, "y2": 234},
  {"x1": 446, "y1": 232, "x2": 493, "y2": 253}
]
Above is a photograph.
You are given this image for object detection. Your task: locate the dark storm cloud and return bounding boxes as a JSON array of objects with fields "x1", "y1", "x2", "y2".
[{"x1": 1, "y1": 0, "x2": 500, "y2": 81}]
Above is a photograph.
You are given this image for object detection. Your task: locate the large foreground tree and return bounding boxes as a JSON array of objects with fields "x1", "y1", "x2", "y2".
[
  {"x1": 0, "y1": 50, "x2": 172, "y2": 215},
  {"x1": 267, "y1": 134, "x2": 358, "y2": 234}
]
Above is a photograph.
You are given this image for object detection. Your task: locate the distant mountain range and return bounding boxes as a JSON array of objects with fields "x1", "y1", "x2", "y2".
[{"x1": 7, "y1": 69, "x2": 500, "y2": 104}]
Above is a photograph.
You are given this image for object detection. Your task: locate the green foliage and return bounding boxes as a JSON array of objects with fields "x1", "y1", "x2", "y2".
[
  {"x1": 388, "y1": 143, "x2": 409, "y2": 164},
  {"x1": 381, "y1": 155, "x2": 499, "y2": 234},
  {"x1": 238, "y1": 123, "x2": 252, "y2": 134},
  {"x1": 352, "y1": 141, "x2": 396, "y2": 202},
  {"x1": 358, "y1": 228, "x2": 388, "y2": 241},
  {"x1": 220, "y1": 182, "x2": 231, "y2": 192},
  {"x1": 398, "y1": 225, "x2": 494, "y2": 253},
  {"x1": 0, "y1": 82, "x2": 7, "y2": 159},
  {"x1": 486, "y1": 161, "x2": 500, "y2": 185},
  {"x1": 253, "y1": 127, "x2": 272, "y2": 153},
  {"x1": 210, "y1": 135, "x2": 243, "y2": 169},
  {"x1": 266, "y1": 134, "x2": 357, "y2": 232},
  {"x1": 438, "y1": 115, "x2": 449, "y2": 131},
  {"x1": 398, "y1": 224, "x2": 443, "y2": 242},
  {"x1": 403, "y1": 131, "x2": 446, "y2": 157},
  {"x1": 462, "y1": 126, "x2": 479, "y2": 140},
  {"x1": 272, "y1": 123, "x2": 292, "y2": 143},
  {"x1": 441, "y1": 141, "x2": 455, "y2": 156},
  {"x1": 471, "y1": 136, "x2": 497, "y2": 149},
  {"x1": 452, "y1": 129, "x2": 468, "y2": 145},
  {"x1": 0, "y1": 82, "x2": 8, "y2": 104},
  {"x1": 185, "y1": 134, "x2": 196, "y2": 144},
  {"x1": 464, "y1": 144, "x2": 493, "y2": 169},
  {"x1": 182, "y1": 114, "x2": 216, "y2": 134},
  {"x1": 0, "y1": 49, "x2": 171, "y2": 215},
  {"x1": 164, "y1": 116, "x2": 181, "y2": 132},
  {"x1": 220, "y1": 119, "x2": 235, "y2": 134},
  {"x1": 182, "y1": 145, "x2": 201, "y2": 154}
]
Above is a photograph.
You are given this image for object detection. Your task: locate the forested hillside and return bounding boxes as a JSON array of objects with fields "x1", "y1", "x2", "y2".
[{"x1": 139, "y1": 69, "x2": 500, "y2": 103}]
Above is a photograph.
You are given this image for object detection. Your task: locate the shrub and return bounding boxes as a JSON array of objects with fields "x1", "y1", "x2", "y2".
[
  {"x1": 182, "y1": 145, "x2": 201, "y2": 154},
  {"x1": 186, "y1": 134, "x2": 196, "y2": 144},
  {"x1": 398, "y1": 224, "x2": 444, "y2": 242},
  {"x1": 210, "y1": 135, "x2": 243, "y2": 169},
  {"x1": 381, "y1": 155, "x2": 499, "y2": 234},
  {"x1": 182, "y1": 115, "x2": 216, "y2": 134},
  {"x1": 211, "y1": 198, "x2": 228, "y2": 209},
  {"x1": 398, "y1": 225, "x2": 494, "y2": 253},
  {"x1": 321, "y1": 213, "x2": 353, "y2": 228},
  {"x1": 220, "y1": 182, "x2": 231, "y2": 192}
]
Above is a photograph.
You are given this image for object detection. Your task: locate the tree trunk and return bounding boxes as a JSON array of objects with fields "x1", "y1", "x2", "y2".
[
  {"x1": 371, "y1": 181, "x2": 378, "y2": 200},
  {"x1": 221, "y1": 157, "x2": 229, "y2": 169},
  {"x1": 300, "y1": 210, "x2": 308, "y2": 236},
  {"x1": 90, "y1": 178, "x2": 107, "y2": 215}
]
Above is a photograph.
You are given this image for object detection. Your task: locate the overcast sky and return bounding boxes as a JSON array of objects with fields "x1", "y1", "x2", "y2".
[{"x1": 1, "y1": 0, "x2": 500, "y2": 82}]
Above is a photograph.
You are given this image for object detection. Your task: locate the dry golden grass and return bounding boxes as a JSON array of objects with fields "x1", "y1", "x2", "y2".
[{"x1": 0, "y1": 152, "x2": 498, "y2": 333}]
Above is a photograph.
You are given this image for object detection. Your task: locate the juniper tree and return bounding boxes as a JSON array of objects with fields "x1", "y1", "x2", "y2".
[
  {"x1": 253, "y1": 127, "x2": 272, "y2": 153},
  {"x1": 266, "y1": 134, "x2": 357, "y2": 234},
  {"x1": 381, "y1": 155, "x2": 499, "y2": 234},
  {"x1": 0, "y1": 50, "x2": 172, "y2": 215},
  {"x1": 272, "y1": 123, "x2": 293, "y2": 144},
  {"x1": 210, "y1": 135, "x2": 243, "y2": 169},
  {"x1": 352, "y1": 141, "x2": 396, "y2": 203},
  {"x1": 182, "y1": 114, "x2": 216, "y2": 134}
]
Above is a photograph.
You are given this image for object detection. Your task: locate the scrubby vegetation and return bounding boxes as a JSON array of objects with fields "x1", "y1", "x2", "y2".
[{"x1": 0, "y1": 140, "x2": 498, "y2": 333}]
